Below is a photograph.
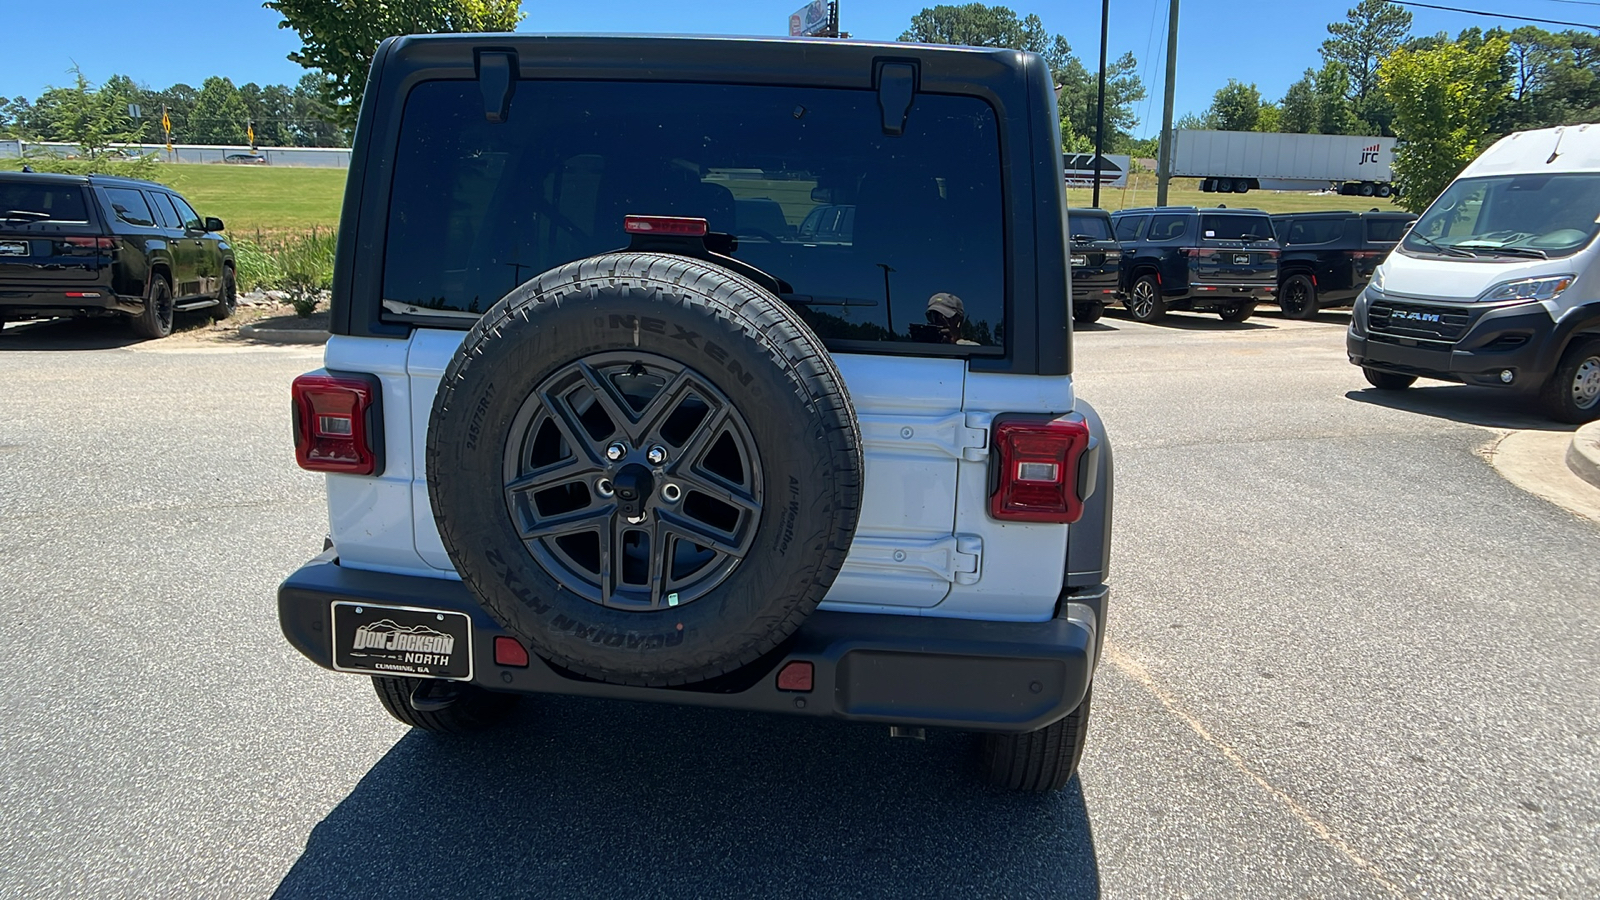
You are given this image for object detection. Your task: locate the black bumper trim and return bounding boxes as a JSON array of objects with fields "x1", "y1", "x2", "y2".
[
  {"x1": 278, "y1": 551, "x2": 1103, "y2": 733},
  {"x1": 1348, "y1": 298, "x2": 1557, "y2": 388}
]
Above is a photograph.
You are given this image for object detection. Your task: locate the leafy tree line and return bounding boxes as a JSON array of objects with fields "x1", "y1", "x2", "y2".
[
  {"x1": 0, "y1": 70, "x2": 344, "y2": 150},
  {"x1": 898, "y1": 3, "x2": 1148, "y2": 155}
]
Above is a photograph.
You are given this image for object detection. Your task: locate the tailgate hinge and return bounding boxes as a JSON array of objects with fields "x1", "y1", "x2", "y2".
[
  {"x1": 844, "y1": 534, "x2": 983, "y2": 585},
  {"x1": 858, "y1": 412, "x2": 988, "y2": 461}
]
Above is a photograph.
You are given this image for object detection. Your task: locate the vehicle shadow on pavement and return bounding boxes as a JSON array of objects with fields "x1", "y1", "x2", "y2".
[
  {"x1": 1345, "y1": 385, "x2": 1578, "y2": 431},
  {"x1": 274, "y1": 696, "x2": 1102, "y2": 900},
  {"x1": 1100, "y1": 309, "x2": 1272, "y2": 331},
  {"x1": 0, "y1": 317, "x2": 149, "y2": 351}
]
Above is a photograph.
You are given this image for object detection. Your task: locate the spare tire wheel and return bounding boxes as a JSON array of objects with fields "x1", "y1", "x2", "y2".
[{"x1": 427, "y1": 252, "x2": 863, "y2": 686}]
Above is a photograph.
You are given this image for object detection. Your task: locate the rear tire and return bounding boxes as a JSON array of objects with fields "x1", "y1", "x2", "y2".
[
  {"x1": 210, "y1": 266, "x2": 237, "y2": 320},
  {"x1": 371, "y1": 676, "x2": 520, "y2": 733},
  {"x1": 1073, "y1": 302, "x2": 1104, "y2": 324},
  {"x1": 1219, "y1": 302, "x2": 1256, "y2": 323},
  {"x1": 1359, "y1": 182, "x2": 1376, "y2": 197},
  {"x1": 1363, "y1": 367, "x2": 1416, "y2": 391},
  {"x1": 1279, "y1": 273, "x2": 1318, "y2": 319},
  {"x1": 1232, "y1": 179, "x2": 1251, "y2": 194},
  {"x1": 1541, "y1": 336, "x2": 1600, "y2": 423},
  {"x1": 1126, "y1": 274, "x2": 1166, "y2": 323},
  {"x1": 979, "y1": 686, "x2": 1092, "y2": 792},
  {"x1": 1376, "y1": 184, "x2": 1393, "y2": 198},
  {"x1": 130, "y1": 274, "x2": 174, "y2": 339}
]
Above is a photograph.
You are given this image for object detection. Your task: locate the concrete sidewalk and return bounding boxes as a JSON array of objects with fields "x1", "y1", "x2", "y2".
[{"x1": 1568, "y1": 420, "x2": 1600, "y2": 491}]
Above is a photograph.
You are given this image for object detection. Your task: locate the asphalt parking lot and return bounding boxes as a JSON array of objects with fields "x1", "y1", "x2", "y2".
[{"x1": 1, "y1": 308, "x2": 1596, "y2": 899}]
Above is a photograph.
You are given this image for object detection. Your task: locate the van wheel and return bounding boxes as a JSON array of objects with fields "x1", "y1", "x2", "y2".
[
  {"x1": 1126, "y1": 274, "x2": 1165, "y2": 323},
  {"x1": 1541, "y1": 336, "x2": 1600, "y2": 423},
  {"x1": 1073, "y1": 302, "x2": 1104, "y2": 324},
  {"x1": 371, "y1": 676, "x2": 520, "y2": 733},
  {"x1": 1219, "y1": 303, "x2": 1256, "y2": 323},
  {"x1": 1364, "y1": 368, "x2": 1416, "y2": 391},
  {"x1": 979, "y1": 686, "x2": 1092, "y2": 792},
  {"x1": 130, "y1": 274, "x2": 174, "y2": 339},
  {"x1": 1279, "y1": 274, "x2": 1318, "y2": 319}
]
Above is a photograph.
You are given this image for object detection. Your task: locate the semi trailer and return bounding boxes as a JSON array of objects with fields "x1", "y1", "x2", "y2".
[{"x1": 1169, "y1": 130, "x2": 1396, "y2": 196}]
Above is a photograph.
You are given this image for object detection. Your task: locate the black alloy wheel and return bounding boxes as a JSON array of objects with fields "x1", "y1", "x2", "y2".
[
  {"x1": 1127, "y1": 274, "x2": 1165, "y2": 323},
  {"x1": 1279, "y1": 273, "x2": 1317, "y2": 319},
  {"x1": 503, "y1": 351, "x2": 763, "y2": 612},
  {"x1": 211, "y1": 266, "x2": 238, "y2": 320},
  {"x1": 131, "y1": 274, "x2": 174, "y2": 339},
  {"x1": 1219, "y1": 302, "x2": 1256, "y2": 323}
]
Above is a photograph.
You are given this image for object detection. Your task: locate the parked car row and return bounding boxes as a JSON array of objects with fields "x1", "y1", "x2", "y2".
[{"x1": 1067, "y1": 205, "x2": 1416, "y2": 326}]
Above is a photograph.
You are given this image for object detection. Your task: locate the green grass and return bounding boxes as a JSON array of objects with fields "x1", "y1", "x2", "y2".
[
  {"x1": 1070, "y1": 173, "x2": 1406, "y2": 215},
  {"x1": 152, "y1": 165, "x2": 347, "y2": 235}
]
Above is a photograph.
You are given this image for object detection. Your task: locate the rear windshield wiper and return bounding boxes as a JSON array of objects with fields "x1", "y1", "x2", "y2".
[
  {"x1": 779, "y1": 293, "x2": 879, "y2": 307},
  {"x1": 0, "y1": 210, "x2": 50, "y2": 222},
  {"x1": 1451, "y1": 242, "x2": 1548, "y2": 259},
  {"x1": 1408, "y1": 232, "x2": 1475, "y2": 258}
]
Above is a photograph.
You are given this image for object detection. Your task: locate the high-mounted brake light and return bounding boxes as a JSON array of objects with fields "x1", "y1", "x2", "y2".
[
  {"x1": 291, "y1": 372, "x2": 383, "y2": 475},
  {"x1": 624, "y1": 215, "x2": 709, "y2": 237},
  {"x1": 990, "y1": 417, "x2": 1094, "y2": 523}
]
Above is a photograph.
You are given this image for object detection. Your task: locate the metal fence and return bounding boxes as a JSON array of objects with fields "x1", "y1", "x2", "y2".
[{"x1": 0, "y1": 140, "x2": 351, "y2": 168}]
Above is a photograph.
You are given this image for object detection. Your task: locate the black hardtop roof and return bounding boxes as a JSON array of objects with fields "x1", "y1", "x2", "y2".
[
  {"x1": 0, "y1": 171, "x2": 171, "y2": 191},
  {"x1": 1070, "y1": 207, "x2": 1112, "y2": 217},
  {"x1": 1269, "y1": 209, "x2": 1416, "y2": 220},
  {"x1": 1113, "y1": 205, "x2": 1270, "y2": 216}
]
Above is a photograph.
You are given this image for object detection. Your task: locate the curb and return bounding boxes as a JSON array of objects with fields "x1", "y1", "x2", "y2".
[
  {"x1": 238, "y1": 323, "x2": 330, "y2": 345},
  {"x1": 1566, "y1": 421, "x2": 1600, "y2": 491}
]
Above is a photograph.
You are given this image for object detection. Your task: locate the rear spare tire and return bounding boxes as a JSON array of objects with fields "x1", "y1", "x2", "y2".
[{"x1": 427, "y1": 253, "x2": 863, "y2": 686}]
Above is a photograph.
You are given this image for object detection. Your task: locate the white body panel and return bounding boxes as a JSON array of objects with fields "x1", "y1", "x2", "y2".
[
  {"x1": 1374, "y1": 124, "x2": 1600, "y2": 318},
  {"x1": 322, "y1": 330, "x2": 1074, "y2": 621},
  {"x1": 1170, "y1": 130, "x2": 1394, "y2": 183}
]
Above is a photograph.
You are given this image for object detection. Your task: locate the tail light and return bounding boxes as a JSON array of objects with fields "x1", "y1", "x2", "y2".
[
  {"x1": 1179, "y1": 247, "x2": 1217, "y2": 258},
  {"x1": 1347, "y1": 250, "x2": 1381, "y2": 259},
  {"x1": 624, "y1": 215, "x2": 708, "y2": 236},
  {"x1": 291, "y1": 372, "x2": 383, "y2": 475},
  {"x1": 62, "y1": 236, "x2": 116, "y2": 249},
  {"x1": 989, "y1": 416, "x2": 1096, "y2": 523}
]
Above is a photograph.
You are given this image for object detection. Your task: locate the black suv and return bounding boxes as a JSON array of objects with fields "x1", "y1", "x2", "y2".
[
  {"x1": 1068, "y1": 207, "x2": 1120, "y2": 323},
  {"x1": 1111, "y1": 205, "x2": 1279, "y2": 323},
  {"x1": 0, "y1": 172, "x2": 236, "y2": 338},
  {"x1": 1270, "y1": 210, "x2": 1414, "y2": 319}
]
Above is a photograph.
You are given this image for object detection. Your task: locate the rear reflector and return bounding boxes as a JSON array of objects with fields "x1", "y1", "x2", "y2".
[
  {"x1": 776, "y1": 661, "x2": 814, "y2": 692},
  {"x1": 624, "y1": 215, "x2": 709, "y2": 237},
  {"x1": 63, "y1": 292, "x2": 102, "y2": 298},
  {"x1": 494, "y1": 636, "x2": 530, "y2": 668},
  {"x1": 990, "y1": 416, "x2": 1093, "y2": 523},
  {"x1": 291, "y1": 371, "x2": 383, "y2": 475}
]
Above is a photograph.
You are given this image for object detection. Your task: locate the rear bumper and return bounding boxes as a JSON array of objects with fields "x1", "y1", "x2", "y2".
[
  {"x1": 1071, "y1": 268, "x2": 1119, "y2": 304},
  {"x1": 279, "y1": 551, "x2": 1105, "y2": 734},
  {"x1": 0, "y1": 284, "x2": 140, "y2": 316}
]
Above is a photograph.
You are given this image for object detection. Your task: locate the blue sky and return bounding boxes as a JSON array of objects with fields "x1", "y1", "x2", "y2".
[{"x1": 0, "y1": 1, "x2": 1578, "y2": 137}]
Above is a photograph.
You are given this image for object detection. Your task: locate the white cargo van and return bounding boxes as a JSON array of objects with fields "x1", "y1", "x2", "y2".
[{"x1": 1347, "y1": 124, "x2": 1600, "y2": 422}]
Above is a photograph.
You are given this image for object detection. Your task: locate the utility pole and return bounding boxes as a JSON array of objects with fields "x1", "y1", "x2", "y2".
[
  {"x1": 1092, "y1": 0, "x2": 1109, "y2": 208},
  {"x1": 1155, "y1": 0, "x2": 1179, "y2": 207}
]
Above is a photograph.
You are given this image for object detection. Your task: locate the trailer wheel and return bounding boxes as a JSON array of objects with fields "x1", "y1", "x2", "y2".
[
  {"x1": 1359, "y1": 182, "x2": 1376, "y2": 197},
  {"x1": 1200, "y1": 178, "x2": 1215, "y2": 193},
  {"x1": 1376, "y1": 184, "x2": 1392, "y2": 198},
  {"x1": 1232, "y1": 179, "x2": 1251, "y2": 194},
  {"x1": 1216, "y1": 180, "x2": 1233, "y2": 194}
]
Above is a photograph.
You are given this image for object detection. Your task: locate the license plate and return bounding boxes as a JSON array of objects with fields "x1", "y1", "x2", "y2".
[
  {"x1": 331, "y1": 601, "x2": 474, "y2": 680},
  {"x1": 0, "y1": 241, "x2": 26, "y2": 257},
  {"x1": 1233, "y1": 254, "x2": 1251, "y2": 265},
  {"x1": 1070, "y1": 255, "x2": 1087, "y2": 267}
]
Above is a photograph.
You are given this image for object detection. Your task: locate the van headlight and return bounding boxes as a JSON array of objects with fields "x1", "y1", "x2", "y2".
[{"x1": 1477, "y1": 275, "x2": 1575, "y2": 302}]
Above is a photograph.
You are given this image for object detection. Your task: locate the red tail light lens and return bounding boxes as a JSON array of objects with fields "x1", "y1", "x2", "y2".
[
  {"x1": 1179, "y1": 247, "x2": 1217, "y2": 258},
  {"x1": 63, "y1": 236, "x2": 117, "y2": 250},
  {"x1": 624, "y1": 215, "x2": 709, "y2": 236},
  {"x1": 291, "y1": 372, "x2": 383, "y2": 475},
  {"x1": 990, "y1": 417, "x2": 1093, "y2": 523}
]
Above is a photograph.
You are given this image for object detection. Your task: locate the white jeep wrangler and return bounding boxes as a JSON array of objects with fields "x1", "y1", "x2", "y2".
[{"x1": 279, "y1": 34, "x2": 1113, "y2": 791}]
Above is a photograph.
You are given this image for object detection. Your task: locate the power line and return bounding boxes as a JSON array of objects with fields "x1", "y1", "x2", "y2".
[{"x1": 1385, "y1": 0, "x2": 1600, "y2": 29}]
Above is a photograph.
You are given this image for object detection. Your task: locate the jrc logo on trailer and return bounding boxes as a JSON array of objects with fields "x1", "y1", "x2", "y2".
[{"x1": 1360, "y1": 144, "x2": 1382, "y2": 165}]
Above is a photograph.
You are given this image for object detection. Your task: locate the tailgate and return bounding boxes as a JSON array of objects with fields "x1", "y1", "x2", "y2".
[{"x1": 0, "y1": 181, "x2": 105, "y2": 285}]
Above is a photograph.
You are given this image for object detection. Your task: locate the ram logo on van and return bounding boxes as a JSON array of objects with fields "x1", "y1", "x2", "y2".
[{"x1": 1392, "y1": 310, "x2": 1442, "y2": 323}]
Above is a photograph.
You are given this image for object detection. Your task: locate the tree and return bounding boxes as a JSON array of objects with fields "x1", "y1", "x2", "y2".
[
  {"x1": 266, "y1": 0, "x2": 524, "y2": 129},
  {"x1": 33, "y1": 67, "x2": 141, "y2": 156},
  {"x1": 1380, "y1": 36, "x2": 1509, "y2": 211},
  {"x1": 900, "y1": 4, "x2": 1145, "y2": 152},
  {"x1": 1280, "y1": 70, "x2": 1319, "y2": 133},
  {"x1": 1204, "y1": 79, "x2": 1262, "y2": 131},
  {"x1": 1323, "y1": 0, "x2": 1413, "y2": 104},
  {"x1": 1313, "y1": 62, "x2": 1359, "y2": 134},
  {"x1": 1255, "y1": 102, "x2": 1282, "y2": 133},
  {"x1": 0, "y1": 97, "x2": 34, "y2": 138},
  {"x1": 188, "y1": 76, "x2": 250, "y2": 145}
]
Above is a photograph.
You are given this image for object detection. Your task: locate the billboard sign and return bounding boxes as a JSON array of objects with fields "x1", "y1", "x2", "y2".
[
  {"x1": 789, "y1": 1, "x2": 830, "y2": 37},
  {"x1": 1063, "y1": 153, "x2": 1131, "y2": 188}
]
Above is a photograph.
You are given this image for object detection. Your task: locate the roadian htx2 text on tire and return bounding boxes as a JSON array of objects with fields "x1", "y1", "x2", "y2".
[{"x1": 426, "y1": 252, "x2": 864, "y2": 687}]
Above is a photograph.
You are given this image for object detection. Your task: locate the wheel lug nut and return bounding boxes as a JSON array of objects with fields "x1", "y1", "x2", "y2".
[
  {"x1": 605, "y1": 442, "x2": 627, "y2": 461},
  {"x1": 596, "y1": 478, "x2": 615, "y2": 497},
  {"x1": 661, "y1": 483, "x2": 682, "y2": 503},
  {"x1": 647, "y1": 445, "x2": 668, "y2": 465}
]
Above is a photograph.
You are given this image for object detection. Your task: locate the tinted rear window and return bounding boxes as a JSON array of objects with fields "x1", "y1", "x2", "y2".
[
  {"x1": 1200, "y1": 214, "x2": 1273, "y2": 241},
  {"x1": 1114, "y1": 215, "x2": 1145, "y2": 241},
  {"x1": 1069, "y1": 214, "x2": 1113, "y2": 241},
  {"x1": 0, "y1": 182, "x2": 90, "y2": 223},
  {"x1": 383, "y1": 80, "x2": 1006, "y2": 351},
  {"x1": 1365, "y1": 218, "x2": 1411, "y2": 242},
  {"x1": 1285, "y1": 218, "x2": 1344, "y2": 245},
  {"x1": 104, "y1": 188, "x2": 155, "y2": 227},
  {"x1": 1147, "y1": 215, "x2": 1188, "y2": 241}
]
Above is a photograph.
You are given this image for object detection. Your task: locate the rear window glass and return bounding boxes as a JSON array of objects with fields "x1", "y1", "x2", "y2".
[
  {"x1": 383, "y1": 80, "x2": 1007, "y2": 351},
  {"x1": 0, "y1": 182, "x2": 90, "y2": 223},
  {"x1": 1285, "y1": 218, "x2": 1344, "y2": 245},
  {"x1": 1068, "y1": 214, "x2": 1113, "y2": 241},
  {"x1": 1201, "y1": 214, "x2": 1274, "y2": 241},
  {"x1": 1365, "y1": 218, "x2": 1411, "y2": 242},
  {"x1": 1147, "y1": 215, "x2": 1188, "y2": 241},
  {"x1": 104, "y1": 188, "x2": 155, "y2": 227},
  {"x1": 1113, "y1": 215, "x2": 1145, "y2": 241}
]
